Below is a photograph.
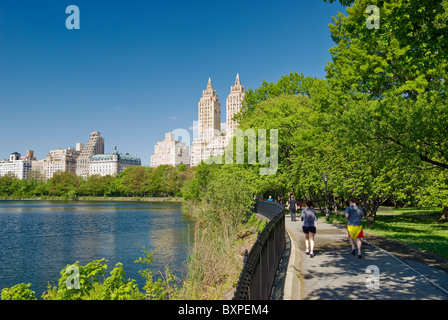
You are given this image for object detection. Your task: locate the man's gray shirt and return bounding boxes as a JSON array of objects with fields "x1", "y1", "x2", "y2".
[{"x1": 345, "y1": 205, "x2": 364, "y2": 226}]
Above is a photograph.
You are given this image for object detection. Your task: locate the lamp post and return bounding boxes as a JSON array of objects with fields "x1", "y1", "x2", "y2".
[{"x1": 322, "y1": 172, "x2": 329, "y2": 221}]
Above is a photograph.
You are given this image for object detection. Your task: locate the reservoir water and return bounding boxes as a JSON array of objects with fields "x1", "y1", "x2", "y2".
[{"x1": 0, "y1": 200, "x2": 195, "y2": 298}]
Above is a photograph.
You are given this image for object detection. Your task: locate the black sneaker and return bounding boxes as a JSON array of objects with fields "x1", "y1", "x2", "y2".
[
  {"x1": 358, "y1": 254, "x2": 362, "y2": 258},
  {"x1": 310, "y1": 252, "x2": 315, "y2": 258},
  {"x1": 351, "y1": 248, "x2": 356, "y2": 255}
]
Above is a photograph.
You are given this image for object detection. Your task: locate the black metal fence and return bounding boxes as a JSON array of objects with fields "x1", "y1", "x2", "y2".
[{"x1": 233, "y1": 200, "x2": 286, "y2": 300}]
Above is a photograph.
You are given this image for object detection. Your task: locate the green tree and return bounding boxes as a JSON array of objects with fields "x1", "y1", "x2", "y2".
[
  {"x1": 79, "y1": 174, "x2": 114, "y2": 197},
  {"x1": 242, "y1": 72, "x2": 316, "y2": 112},
  {"x1": 30, "y1": 180, "x2": 48, "y2": 198},
  {"x1": 47, "y1": 172, "x2": 80, "y2": 198},
  {"x1": 161, "y1": 165, "x2": 180, "y2": 196},
  {"x1": 145, "y1": 165, "x2": 166, "y2": 196},
  {"x1": 237, "y1": 73, "x2": 420, "y2": 225},
  {"x1": 324, "y1": 0, "x2": 448, "y2": 221},
  {"x1": 238, "y1": 94, "x2": 315, "y2": 198},
  {"x1": 0, "y1": 173, "x2": 17, "y2": 197},
  {"x1": 182, "y1": 165, "x2": 208, "y2": 202},
  {"x1": 119, "y1": 166, "x2": 147, "y2": 196},
  {"x1": 104, "y1": 176, "x2": 121, "y2": 197}
]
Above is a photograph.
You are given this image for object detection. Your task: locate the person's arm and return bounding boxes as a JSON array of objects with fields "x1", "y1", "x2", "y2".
[{"x1": 345, "y1": 207, "x2": 350, "y2": 219}]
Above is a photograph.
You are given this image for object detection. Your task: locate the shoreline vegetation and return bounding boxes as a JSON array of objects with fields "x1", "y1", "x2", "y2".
[
  {"x1": 0, "y1": 164, "x2": 196, "y2": 201},
  {"x1": 0, "y1": 196, "x2": 184, "y2": 202}
]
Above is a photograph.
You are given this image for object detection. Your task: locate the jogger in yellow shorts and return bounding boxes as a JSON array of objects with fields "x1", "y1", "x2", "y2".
[{"x1": 345, "y1": 197, "x2": 365, "y2": 258}]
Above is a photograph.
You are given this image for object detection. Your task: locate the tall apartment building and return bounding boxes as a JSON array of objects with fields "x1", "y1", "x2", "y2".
[
  {"x1": 90, "y1": 147, "x2": 141, "y2": 176},
  {"x1": 0, "y1": 152, "x2": 32, "y2": 180},
  {"x1": 198, "y1": 78, "x2": 221, "y2": 141},
  {"x1": 150, "y1": 132, "x2": 190, "y2": 167},
  {"x1": 190, "y1": 74, "x2": 245, "y2": 166},
  {"x1": 42, "y1": 147, "x2": 81, "y2": 180},
  {"x1": 76, "y1": 131, "x2": 105, "y2": 179},
  {"x1": 191, "y1": 78, "x2": 222, "y2": 166},
  {"x1": 226, "y1": 73, "x2": 245, "y2": 138}
]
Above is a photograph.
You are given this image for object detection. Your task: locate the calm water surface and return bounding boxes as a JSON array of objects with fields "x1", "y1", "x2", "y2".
[{"x1": 0, "y1": 200, "x2": 195, "y2": 297}]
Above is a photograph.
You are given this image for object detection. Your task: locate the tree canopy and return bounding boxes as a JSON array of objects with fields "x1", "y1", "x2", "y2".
[{"x1": 0, "y1": 165, "x2": 195, "y2": 200}]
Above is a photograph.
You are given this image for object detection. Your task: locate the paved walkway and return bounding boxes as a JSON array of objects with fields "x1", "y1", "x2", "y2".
[{"x1": 274, "y1": 213, "x2": 448, "y2": 300}]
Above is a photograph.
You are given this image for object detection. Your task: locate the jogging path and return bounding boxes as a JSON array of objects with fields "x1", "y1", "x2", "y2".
[{"x1": 272, "y1": 213, "x2": 448, "y2": 300}]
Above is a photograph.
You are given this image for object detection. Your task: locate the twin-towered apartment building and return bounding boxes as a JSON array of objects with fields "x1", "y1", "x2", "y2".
[{"x1": 150, "y1": 74, "x2": 245, "y2": 168}]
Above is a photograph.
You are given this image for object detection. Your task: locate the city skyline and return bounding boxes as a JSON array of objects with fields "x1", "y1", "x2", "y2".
[{"x1": 0, "y1": 0, "x2": 346, "y2": 166}]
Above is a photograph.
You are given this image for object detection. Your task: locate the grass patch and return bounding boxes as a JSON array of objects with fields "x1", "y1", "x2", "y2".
[
  {"x1": 326, "y1": 208, "x2": 448, "y2": 260},
  {"x1": 178, "y1": 210, "x2": 262, "y2": 300}
]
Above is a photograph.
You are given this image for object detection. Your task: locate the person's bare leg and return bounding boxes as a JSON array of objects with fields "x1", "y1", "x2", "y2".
[
  {"x1": 309, "y1": 232, "x2": 315, "y2": 254},
  {"x1": 349, "y1": 237, "x2": 356, "y2": 254},
  {"x1": 356, "y1": 238, "x2": 362, "y2": 257},
  {"x1": 305, "y1": 233, "x2": 310, "y2": 253}
]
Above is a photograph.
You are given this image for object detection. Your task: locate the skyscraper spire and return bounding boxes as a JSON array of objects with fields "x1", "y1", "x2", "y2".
[
  {"x1": 226, "y1": 73, "x2": 245, "y2": 138},
  {"x1": 207, "y1": 77, "x2": 212, "y2": 89}
]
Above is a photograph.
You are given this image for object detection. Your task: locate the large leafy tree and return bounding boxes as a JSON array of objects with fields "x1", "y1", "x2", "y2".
[
  {"x1": 47, "y1": 172, "x2": 81, "y2": 197},
  {"x1": 237, "y1": 76, "x2": 403, "y2": 225},
  {"x1": 238, "y1": 93, "x2": 316, "y2": 199},
  {"x1": 324, "y1": 0, "x2": 448, "y2": 220},
  {"x1": 326, "y1": 0, "x2": 448, "y2": 167}
]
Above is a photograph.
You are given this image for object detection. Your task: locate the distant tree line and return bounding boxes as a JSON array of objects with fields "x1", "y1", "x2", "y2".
[{"x1": 0, "y1": 164, "x2": 195, "y2": 199}]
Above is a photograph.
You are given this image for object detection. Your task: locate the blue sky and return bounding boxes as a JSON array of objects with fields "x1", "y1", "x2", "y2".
[{"x1": 0, "y1": 0, "x2": 346, "y2": 166}]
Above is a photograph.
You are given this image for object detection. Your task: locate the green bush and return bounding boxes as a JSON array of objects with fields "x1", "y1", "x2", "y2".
[
  {"x1": 1, "y1": 246, "x2": 176, "y2": 300},
  {"x1": 1, "y1": 283, "x2": 36, "y2": 300}
]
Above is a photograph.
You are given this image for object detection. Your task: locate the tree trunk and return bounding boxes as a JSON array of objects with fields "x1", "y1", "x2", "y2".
[
  {"x1": 439, "y1": 206, "x2": 448, "y2": 223},
  {"x1": 360, "y1": 193, "x2": 381, "y2": 227}
]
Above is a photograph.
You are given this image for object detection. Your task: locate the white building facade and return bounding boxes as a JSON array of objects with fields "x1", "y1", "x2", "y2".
[
  {"x1": 0, "y1": 152, "x2": 32, "y2": 180},
  {"x1": 150, "y1": 132, "x2": 190, "y2": 167},
  {"x1": 90, "y1": 148, "x2": 141, "y2": 176},
  {"x1": 42, "y1": 147, "x2": 81, "y2": 180},
  {"x1": 190, "y1": 139, "x2": 208, "y2": 167}
]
